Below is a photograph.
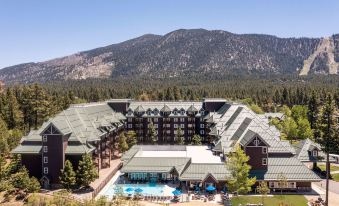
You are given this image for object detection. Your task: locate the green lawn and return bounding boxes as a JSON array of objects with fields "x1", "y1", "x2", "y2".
[
  {"x1": 231, "y1": 195, "x2": 308, "y2": 206},
  {"x1": 318, "y1": 164, "x2": 339, "y2": 172},
  {"x1": 332, "y1": 173, "x2": 339, "y2": 182}
]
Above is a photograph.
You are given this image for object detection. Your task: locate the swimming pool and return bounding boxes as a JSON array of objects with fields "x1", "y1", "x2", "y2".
[{"x1": 101, "y1": 183, "x2": 176, "y2": 198}]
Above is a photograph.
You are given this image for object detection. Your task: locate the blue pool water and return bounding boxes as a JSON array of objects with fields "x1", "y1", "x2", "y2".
[{"x1": 102, "y1": 183, "x2": 174, "y2": 197}]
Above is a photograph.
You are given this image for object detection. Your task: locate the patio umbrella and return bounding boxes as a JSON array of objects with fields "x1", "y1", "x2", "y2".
[
  {"x1": 194, "y1": 186, "x2": 200, "y2": 191},
  {"x1": 206, "y1": 185, "x2": 216, "y2": 192},
  {"x1": 134, "y1": 188, "x2": 143, "y2": 193},
  {"x1": 125, "y1": 187, "x2": 134, "y2": 193},
  {"x1": 172, "y1": 189, "x2": 182, "y2": 196}
]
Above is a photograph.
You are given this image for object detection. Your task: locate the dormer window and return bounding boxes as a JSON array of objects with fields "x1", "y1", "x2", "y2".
[
  {"x1": 147, "y1": 110, "x2": 152, "y2": 115},
  {"x1": 180, "y1": 109, "x2": 185, "y2": 115},
  {"x1": 154, "y1": 109, "x2": 159, "y2": 115},
  {"x1": 312, "y1": 150, "x2": 318, "y2": 157},
  {"x1": 200, "y1": 109, "x2": 205, "y2": 115},
  {"x1": 173, "y1": 109, "x2": 178, "y2": 115},
  {"x1": 128, "y1": 109, "x2": 133, "y2": 115}
]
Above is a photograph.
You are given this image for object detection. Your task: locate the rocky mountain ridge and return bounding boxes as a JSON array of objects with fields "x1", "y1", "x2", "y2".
[{"x1": 1, "y1": 29, "x2": 338, "y2": 84}]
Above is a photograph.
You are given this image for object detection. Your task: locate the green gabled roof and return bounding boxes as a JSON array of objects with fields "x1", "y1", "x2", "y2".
[
  {"x1": 134, "y1": 105, "x2": 145, "y2": 113},
  {"x1": 115, "y1": 112, "x2": 127, "y2": 121},
  {"x1": 250, "y1": 157, "x2": 321, "y2": 181},
  {"x1": 12, "y1": 102, "x2": 124, "y2": 156},
  {"x1": 121, "y1": 145, "x2": 141, "y2": 161},
  {"x1": 187, "y1": 105, "x2": 198, "y2": 113},
  {"x1": 121, "y1": 157, "x2": 190, "y2": 174},
  {"x1": 160, "y1": 104, "x2": 171, "y2": 112},
  {"x1": 65, "y1": 143, "x2": 95, "y2": 155},
  {"x1": 180, "y1": 163, "x2": 229, "y2": 181},
  {"x1": 12, "y1": 145, "x2": 42, "y2": 154},
  {"x1": 293, "y1": 138, "x2": 334, "y2": 162}
]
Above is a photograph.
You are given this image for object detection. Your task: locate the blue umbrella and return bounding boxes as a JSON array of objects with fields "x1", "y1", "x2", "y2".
[
  {"x1": 125, "y1": 187, "x2": 134, "y2": 192},
  {"x1": 135, "y1": 188, "x2": 143, "y2": 193},
  {"x1": 195, "y1": 186, "x2": 200, "y2": 191},
  {"x1": 206, "y1": 185, "x2": 216, "y2": 192},
  {"x1": 172, "y1": 189, "x2": 182, "y2": 196}
]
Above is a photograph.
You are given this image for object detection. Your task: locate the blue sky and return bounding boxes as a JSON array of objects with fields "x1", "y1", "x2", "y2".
[{"x1": 1, "y1": 0, "x2": 339, "y2": 69}]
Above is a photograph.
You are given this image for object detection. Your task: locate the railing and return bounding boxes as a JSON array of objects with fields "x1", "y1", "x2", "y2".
[{"x1": 92, "y1": 162, "x2": 123, "y2": 199}]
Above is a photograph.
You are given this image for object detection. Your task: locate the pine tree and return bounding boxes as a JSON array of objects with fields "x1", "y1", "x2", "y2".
[
  {"x1": 0, "y1": 118, "x2": 9, "y2": 155},
  {"x1": 60, "y1": 160, "x2": 76, "y2": 190},
  {"x1": 148, "y1": 121, "x2": 157, "y2": 144},
  {"x1": 308, "y1": 92, "x2": 320, "y2": 129},
  {"x1": 31, "y1": 83, "x2": 50, "y2": 129},
  {"x1": 226, "y1": 144, "x2": 256, "y2": 195},
  {"x1": 191, "y1": 134, "x2": 202, "y2": 145},
  {"x1": 118, "y1": 133, "x2": 129, "y2": 153},
  {"x1": 176, "y1": 128, "x2": 185, "y2": 145},
  {"x1": 76, "y1": 154, "x2": 98, "y2": 188},
  {"x1": 314, "y1": 94, "x2": 339, "y2": 206},
  {"x1": 4, "y1": 89, "x2": 23, "y2": 129},
  {"x1": 126, "y1": 131, "x2": 137, "y2": 148}
]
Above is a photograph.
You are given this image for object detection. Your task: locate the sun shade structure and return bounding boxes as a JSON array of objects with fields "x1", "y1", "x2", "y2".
[
  {"x1": 206, "y1": 185, "x2": 216, "y2": 192},
  {"x1": 172, "y1": 189, "x2": 182, "y2": 196}
]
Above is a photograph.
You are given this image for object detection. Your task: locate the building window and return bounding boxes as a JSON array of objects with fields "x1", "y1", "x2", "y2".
[
  {"x1": 174, "y1": 118, "x2": 178, "y2": 122},
  {"x1": 262, "y1": 147, "x2": 267, "y2": 154},
  {"x1": 269, "y1": 182, "x2": 275, "y2": 188},
  {"x1": 128, "y1": 124, "x2": 132, "y2": 129},
  {"x1": 43, "y1": 146, "x2": 48, "y2": 153},
  {"x1": 180, "y1": 118, "x2": 185, "y2": 122},
  {"x1": 43, "y1": 135, "x2": 47, "y2": 142},
  {"x1": 181, "y1": 110, "x2": 185, "y2": 115},
  {"x1": 200, "y1": 118, "x2": 204, "y2": 121},
  {"x1": 173, "y1": 111, "x2": 177, "y2": 115},
  {"x1": 288, "y1": 182, "x2": 296, "y2": 188},
  {"x1": 200, "y1": 124, "x2": 205, "y2": 128},
  {"x1": 174, "y1": 130, "x2": 178, "y2": 135},
  {"x1": 262, "y1": 158, "x2": 267, "y2": 165},
  {"x1": 154, "y1": 118, "x2": 158, "y2": 122},
  {"x1": 174, "y1": 124, "x2": 178, "y2": 128},
  {"x1": 43, "y1": 167, "x2": 48, "y2": 174},
  {"x1": 128, "y1": 118, "x2": 132, "y2": 122},
  {"x1": 312, "y1": 150, "x2": 318, "y2": 157},
  {"x1": 44, "y1": 156, "x2": 48, "y2": 163},
  {"x1": 200, "y1": 130, "x2": 205, "y2": 135},
  {"x1": 147, "y1": 111, "x2": 151, "y2": 115},
  {"x1": 147, "y1": 118, "x2": 152, "y2": 122},
  {"x1": 154, "y1": 124, "x2": 158, "y2": 128},
  {"x1": 180, "y1": 124, "x2": 185, "y2": 128}
]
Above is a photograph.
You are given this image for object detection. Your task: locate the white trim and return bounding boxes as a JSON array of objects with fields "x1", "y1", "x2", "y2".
[{"x1": 262, "y1": 158, "x2": 267, "y2": 165}]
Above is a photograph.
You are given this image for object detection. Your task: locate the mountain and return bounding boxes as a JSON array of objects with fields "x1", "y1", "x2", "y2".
[{"x1": 1, "y1": 29, "x2": 338, "y2": 84}]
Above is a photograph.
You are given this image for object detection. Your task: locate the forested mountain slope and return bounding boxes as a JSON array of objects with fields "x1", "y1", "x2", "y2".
[{"x1": 1, "y1": 29, "x2": 338, "y2": 84}]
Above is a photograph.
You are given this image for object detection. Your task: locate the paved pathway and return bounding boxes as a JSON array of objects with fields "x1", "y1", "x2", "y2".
[
  {"x1": 310, "y1": 182, "x2": 339, "y2": 206},
  {"x1": 315, "y1": 179, "x2": 339, "y2": 194}
]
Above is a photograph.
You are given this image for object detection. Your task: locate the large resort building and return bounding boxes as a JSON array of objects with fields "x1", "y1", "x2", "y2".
[{"x1": 13, "y1": 98, "x2": 322, "y2": 192}]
